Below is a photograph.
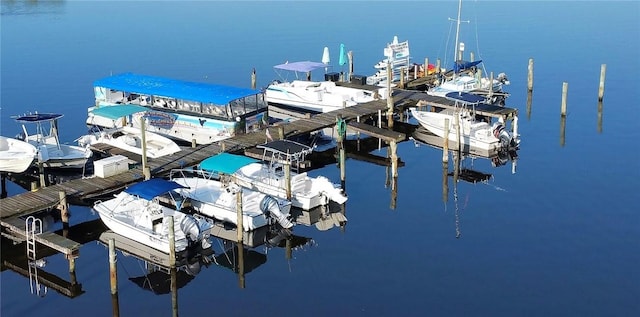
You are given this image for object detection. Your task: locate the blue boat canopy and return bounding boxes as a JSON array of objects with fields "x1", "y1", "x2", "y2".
[
  {"x1": 445, "y1": 92, "x2": 487, "y2": 105},
  {"x1": 15, "y1": 113, "x2": 63, "y2": 122},
  {"x1": 94, "y1": 73, "x2": 261, "y2": 105},
  {"x1": 200, "y1": 153, "x2": 259, "y2": 174},
  {"x1": 90, "y1": 104, "x2": 148, "y2": 120},
  {"x1": 273, "y1": 61, "x2": 328, "y2": 73},
  {"x1": 125, "y1": 178, "x2": 186, "y2": 200},
  {"x1": 453, "y1": 60, "x2": 483, "y2": 73}
]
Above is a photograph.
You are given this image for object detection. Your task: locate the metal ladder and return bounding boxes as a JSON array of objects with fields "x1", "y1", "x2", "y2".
[{"x1": 26, "y1": 216, "x2": 48, "y2": 297}]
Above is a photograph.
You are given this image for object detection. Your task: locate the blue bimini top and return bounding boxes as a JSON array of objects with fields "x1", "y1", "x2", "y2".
[{"x1": 94, "y1": 72, "x2": 260, "y2": 105}]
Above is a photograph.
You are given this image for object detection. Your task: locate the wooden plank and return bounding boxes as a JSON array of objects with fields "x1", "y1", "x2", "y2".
[{"x1": 347, "y1": 122, "x2": 406, "y2": 142}]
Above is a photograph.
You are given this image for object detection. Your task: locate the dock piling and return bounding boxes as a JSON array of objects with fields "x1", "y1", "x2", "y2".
[
  {"x1": 237, "y1": 242, "x2": 246, "y2": 289},
  {"x1": 168, "y1": 216, "x2": 175, "y2": 268},
  {"x1": 598, "y1": 64, "x2": 606, "y2": 101},
  {"x1": 561, "y1": 82, "x2": 568, "y2": 117},
  {"x1": 236, "y1": 188, "x2": 243, "y2": 242},
  {"x1": 140, "y1": 117, "x2": 150, "y2": 180},
  {"x1": 251, "y1": 68, "x2": 256, "y2": 90},
  {"x1": 58, "y1": 191, "x2": 69, "y2": 232},
  {"x1": 443, "y1": 118, "x2": 450, "y2": 163},
  {"x1": 442, "y1": 162, "x2": 449, "y2": 203},
  {"x1": 108, "y1": 238, "x2": 120, "y2": 317},
  {"x1": 527, "y1": 58, "x2": 534, "y2": 92},
  {"x1": 597, "y1": 101, "x2": 603, "y2": 133}
]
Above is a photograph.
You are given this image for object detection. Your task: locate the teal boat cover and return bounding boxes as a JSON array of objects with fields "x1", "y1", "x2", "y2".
[
  {"x1": 200, "y1": 153, "x2": 259, "y2": 174},
  {"x1": 90, "y1": 104, "x2": 148, "y2": 120},
  {"x1": 94, "y1": 72, "x2": 260, "y2": 105}
]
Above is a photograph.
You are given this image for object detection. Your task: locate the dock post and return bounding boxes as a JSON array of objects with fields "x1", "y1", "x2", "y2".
[
  {"x1": 236, "y1": 187, "x2": 243, "y2": 242},
  {"x1": 191, "y1": 138, "x2": 196, "y2": 148},
  {"x1": 168, "y1": 216, "x2": 176, "y2": 268},
  {"x1": 285, "y1": 236, "x2": 292, "y2": 260},
  {"x1": 30, "y1": 180, "x2": 38, "y2": 192},
  {"x1": 489, "y1": 72, "x2": 494, "y2": 100},
  {"x1": 470, "y1": 52, "x2": 474, "y2": 62},
  {"x1": 348, "y1": 51, "x2": 354, "y2": 81},
  {"x1": 436, "y1": 59, "x2": 441, "y2": 75},
  {"x1": 598, "y1": 64, "x2": 606, "y2": 101},
  {"x1": 58, "y1": 191, "x2": 69, "y2": 232},
  {"x1": 414, "y1": 63, "x2": 418, "y2": 79},
  {"x1": 561, "y1": 82, "x2": 568, "y2": 117},
  {"x1": 220, "y1": 141, "x2": 226, "y2": 152},
  {"x1": 526, "y1": 90, "x2": 533, "y2": 120},
  {"x1": 560, "y1": 115, "x2": 566, "y2": 147},
  {"x1": 140, "y1": 117, "x2": 150, "y2": 180},
  {"x1": 237, "y1": 241, "x2": 246, "y2": 289},
  {"x1": 108, "y1": 238, "x2": 120, "y2": 317},
  {"x1": 424, "y1": 58, "x2": 429, "y2": 78},
  {"x1": 337, "y1": 115, "x2": 347, "y2": 189},
  {"x1": 442, "y1": 161, "x2": 449, "y2": 203},
  {"x1": 455, "y1": 113, "x2": 461, "y2": 152},
  {"x1": 399, "y1": 67, "x2": 405, "y2": 89},
  {"x1": 443, "y1": 118, "x2": 450, "y2": 163},
  {"x1": 284, "y1": 161, "x2": 292, "y2": 200},
  {"x1": 251, "y1": 68, "x2": 257, "y2": 90},
  {"x1": 69, "y1": 257, "x2": 77, "y2": 287},
  {"x1": 527, "y1": 58, "x2": 534, "y2": 92},
  {"x1": 390, "y1": 140, "x2": 398, "y2": 180},
  {"x1": 38, "y1": 162, "x2": 46, "y2": 188},
  {"x1": 278, "y1": 125, "x2": 285, "y2": 140}
]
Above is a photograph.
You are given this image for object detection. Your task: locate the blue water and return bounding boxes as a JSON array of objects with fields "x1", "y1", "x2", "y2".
[{"x1": 1, "y1": 1, "x2": 639, "y2": 316}]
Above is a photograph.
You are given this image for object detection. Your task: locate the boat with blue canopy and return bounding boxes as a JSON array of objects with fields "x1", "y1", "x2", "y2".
[
  {"x1": 93, "y1": 178, "x2": 213, "y2": 254},
  {"x1": 87, "y1": 72, "x2": 268, "y2": 145}
]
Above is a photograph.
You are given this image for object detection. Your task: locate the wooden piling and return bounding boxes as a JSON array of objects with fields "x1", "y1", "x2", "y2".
[
  {"x1": 140, "y1": 117, "x2": 150, "y2": 180},
  {"x1": 1, "y1": 173, "x2": 6, "y2": 199},
  {"x1": 598, "y1": 64, "x2": 606, "y2": 101},
  {"x1": 251, "y1": 68, "x2": 256, "y2": 90},
  {"x1": 31, "y1": 180, "x2": 38, "y2": 192},
  {"x1": 58, "y1": 191, "x2": 69, "y2": 231},
  {"x1": 597, "y1": 101, "x2": 603, "y2": 133},
  {"x1": 470, "y1": 52, "x2": 474, "y2": 62},
  {"x1": 108, "y1": 238, "x2": 119, "y2": 317},
  {"x1": 38, "y1": 162, "x2": 45, "y2": 188},
  {"x1": 284, "y1": 162, "x2": 292, "y2": 200},
  {"x1": 442, "y1": 162, "x2": 449, "y2": 203},
  {"x1": 220, "y1": 141, "x2": 226, "y2": 152},
  {"x1": 560, "y1": 115, "x2": 566, "y2": 147},
  {"x1": 168, "y1": 216, "x2": 176, "y2": 268},
  {"x1": 386, "y1": 61, "x2": 393, "y2": 112},
  {"x1": 399, "y1": 67, "x2": 405, "y2": 89},
  {"x1": 436, "y1": 58, "x2": 441, "y2": 74},
  {"x1": 443, "y1": 118, "x2": 450, "y2": 163},
  {"x1": 527, "y1": 58, "x2": 534, "y2": 92},
  {"x1": 191, "y1": 138, "x2": 196, "y2": 148},
  {"x1": 455, "y1": 113, "x2": 461, "y2": 152},
  {"x1": 526, "y1": 90, "x2": 533, "y2": 120},
  {"x1": 236, "y1": 188, "x2": 243, "y2": 242},
  {"x1": 278, "y1": 125, "x2": 285, "y2": 140},
  {"x1": 561, "y1": 82, "x2": 568, "y2": 117},
  {"x1": 348, "y1": 51, "x2": 354, "y2": 80}
]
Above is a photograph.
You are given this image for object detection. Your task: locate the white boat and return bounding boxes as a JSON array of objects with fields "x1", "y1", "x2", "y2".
[
  {"x1": 169, "y1": 164, "x2": 294, "y2": 231},
  {"x1": 93, "y1": 178, "x2": 213, "y2": 253},
  {"x1": 367, "y1": 35, "x2": 411, "y2": 86},
  {"x1": 78, "y1": 105, "x2": 181, "y2": 159},
  {"x1": 15, "y1": 113, "x2": 93, "y2": 169},
  {"x1": 0, "y1": 135, "x2": 37, "y2": 173},
  {"x1": 88, "y1": 72, "x2": 268, "y2": 145},
  {"x1": 203, "y1": 140, "x2": 347, "y2": 210},
  {"x1": 427, "y1": 0, "x2": 509, "y2": 100},
  {"x1": 410, "y1": 92, "x2": 519, "y2": 152},
  {"x1": 265, "y1": 61, "x2": 383, "y2": 114}
]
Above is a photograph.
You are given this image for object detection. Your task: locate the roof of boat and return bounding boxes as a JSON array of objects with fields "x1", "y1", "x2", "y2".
[
  {"x1": 257, "y1": 140, "x2": 312, "y2": 156},
  {"x1": 90, "y1": 104, "x2": 148, "y2": 120},
  {"x1": 445, "y1": 92, "x2": 487, "y2": 105},
  {"x1": 124, "y1": 178, "x2": 186, "y2": 200},
  {"x1": 14, "y1": 113, "x2": 63, "y2": 122},
  {"x1": 94, "y1": 73, "x2": 261, "y2": 105},
  {"x1": 200, "y1": 153, "x2": 259, "y2": 174},
  {"x1": 273, "y1": 61, "x2": 328, "y2": 73}
]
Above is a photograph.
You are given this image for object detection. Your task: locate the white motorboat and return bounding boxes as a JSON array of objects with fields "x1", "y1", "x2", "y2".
[
  {"x1": 0, "y1": 135, "x2": 37, "y2": 173},
  {"x1": 15, "y1": 113, "x2": 93, "y2": 169},
  {"x1": 78, "y1": 105, "x2": 181, "y2": 159},
  {"x1": 170, "y1": 164, "x2": 294, "y2": 231},
  {"x1": 93, "y1": 178, "x2": 212, "y2": 254},
  {"x1": 265, "y1": 61, "x2": 383, "y2": 114},
  {"x1": 203, "y1": 140, "x2": 347, "y2": 210},
  {"x1": 410, "y1": 92, "x2": 519, "y2": 153}
]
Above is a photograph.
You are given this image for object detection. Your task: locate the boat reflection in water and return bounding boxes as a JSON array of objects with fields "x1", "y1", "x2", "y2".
[
  {"x1": 97, "y1": 230, "x2": 216, "y2": 295},
  {"x1": 411, "y1": 126, "x2": 519, "y2": 238}
]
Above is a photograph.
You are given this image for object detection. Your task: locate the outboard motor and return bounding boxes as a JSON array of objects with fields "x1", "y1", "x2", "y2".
[
  {"x1": 260, "y1": 196, "x2": 294, "y2": 229},
  {"x1": 180, "y1": 215, "x2": 201, "y2": 242},
  {"x1": 492, "y1": 123, "x2": 512, "y2": 148}
]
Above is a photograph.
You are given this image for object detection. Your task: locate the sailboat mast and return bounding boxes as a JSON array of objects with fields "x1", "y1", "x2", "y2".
[{"x1": 454, "y1": 0, "x2": 462, "y2": 63}]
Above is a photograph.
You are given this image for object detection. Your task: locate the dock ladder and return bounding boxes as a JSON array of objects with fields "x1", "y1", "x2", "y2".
[{"x1": 26, "y1": 216, "x2": 48, "y2": 297}]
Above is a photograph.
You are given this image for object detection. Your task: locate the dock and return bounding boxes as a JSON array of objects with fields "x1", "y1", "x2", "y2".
[{"x1": 1, "y1": 87, "x2": 518, "y2": 257}]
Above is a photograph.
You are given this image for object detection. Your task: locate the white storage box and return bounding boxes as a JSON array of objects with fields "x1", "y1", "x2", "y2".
[{"x1": 94, "y1": 155, "x2": 130, "y2": 178}]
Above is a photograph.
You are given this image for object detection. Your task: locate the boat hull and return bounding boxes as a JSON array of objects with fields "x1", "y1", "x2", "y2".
[{"x1": 0, "y1": 136, "x2": 37, "y2": 173}]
